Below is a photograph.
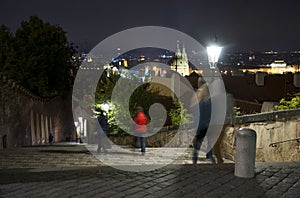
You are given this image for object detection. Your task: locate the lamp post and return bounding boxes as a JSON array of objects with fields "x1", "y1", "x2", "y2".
[{"x1": 207, "y1": 45, "x2": 223, "y2": 81}]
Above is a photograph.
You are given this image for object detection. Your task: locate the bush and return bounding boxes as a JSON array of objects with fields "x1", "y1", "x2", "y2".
[
  {"x1": 169, "y1": 99, "x2": 192, "y2": 126},
  {"x1": 275, "y1": 93, "x2": 300, "y2": 110}
]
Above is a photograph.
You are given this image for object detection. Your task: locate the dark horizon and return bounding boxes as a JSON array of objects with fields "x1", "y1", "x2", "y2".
[{"x1": 1, "y1": 0, "x2": 300, "y2": 53}]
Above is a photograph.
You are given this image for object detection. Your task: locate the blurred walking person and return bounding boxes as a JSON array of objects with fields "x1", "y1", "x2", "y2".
[
  {"x1": 193, "y1": 83, "x2": 216, "y2": 164},
  {"x1": 133, "y1": 106, "x2": 148, "y2": 156},
  {"x1": 97, "y1": 110, "x2": 109, "y2": 154}
]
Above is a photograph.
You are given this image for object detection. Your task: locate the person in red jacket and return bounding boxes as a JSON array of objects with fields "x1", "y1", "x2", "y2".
[{"x1": 133, "y1": 106, "x2": 148, "y2": 155}]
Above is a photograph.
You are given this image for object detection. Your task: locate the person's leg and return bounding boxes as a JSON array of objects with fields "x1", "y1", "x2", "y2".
[
  {"x1": 206, "y1": 149, "x2": 216, "y2": 164},
  {"x1": 102, "y1": 130, "x2": 109, "y2": 153},
  {"x1": 193, "y1": 134, "x2": 203, "y2": 164},
  {"x1": 193, "y1": 129, "x2": 206, "y2": 164},
  {"x1": 140, "y1": 137, "x2": 146, "y2": 155},
  {"x1": 98, "y1": 132, "x2": 107, "y2": 153},
  {"x1": 206, "y1": 136, "x2": 216, "y2": 164},
  {"x1": 102, "y1": 139, "x2": 108, "y2": 154},
  {"x1": 133, "y1": 135, "x2": 138, "y2": 148},
  {"x1": 97, "y1": 134, "x2": 101, "y2": 153}
]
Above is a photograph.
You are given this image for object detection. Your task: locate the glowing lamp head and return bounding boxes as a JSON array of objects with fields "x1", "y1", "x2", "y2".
[
  {"x1": 207, "y1": 45, "x2": 223, "y2": 69},
  {"x1": 101, "y1": 102, "x2": 110, "y2": 113}
]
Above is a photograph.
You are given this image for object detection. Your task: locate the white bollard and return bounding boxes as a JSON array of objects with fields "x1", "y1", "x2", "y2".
[{"x1": 234, "y1": 128, "x2": 257, "y2": 178}]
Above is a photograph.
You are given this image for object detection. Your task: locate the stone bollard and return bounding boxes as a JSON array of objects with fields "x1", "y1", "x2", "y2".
[{"x1": 234, "y1": 128, "x2": 257, "y2": 178}]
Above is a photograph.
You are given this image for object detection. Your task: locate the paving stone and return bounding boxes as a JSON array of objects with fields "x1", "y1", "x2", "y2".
[
  {"x1": 260, "y1": 177, "x2": 282, "y2": 190},
  {"x1": 0, "y1": 143, "x2": 299, "y2": 198}
]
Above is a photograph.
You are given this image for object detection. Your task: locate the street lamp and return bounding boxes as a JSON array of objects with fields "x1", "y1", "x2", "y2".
[
  {"x1": 101, "y1": 102, "x2": 110, "y2": 114},
  {"x1": 207, "y1": 45, "x2": 223, "y2": 69}
]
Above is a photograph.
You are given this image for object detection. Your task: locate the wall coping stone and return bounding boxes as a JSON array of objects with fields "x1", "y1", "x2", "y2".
[
  {"x1": 0, "y1": 72, "x2": 54, "y2": 103},
  {"x1": 235, "y1": 109, "x2": 300, "y2": 124}
]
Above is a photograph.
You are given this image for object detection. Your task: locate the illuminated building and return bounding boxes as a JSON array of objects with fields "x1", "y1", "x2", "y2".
[
  {"x1": 170, "y1": 42, "x2": 190, "y2": 76},
  {"x1": 242, "y1": 60, "x2": 298, "y2": 74}
]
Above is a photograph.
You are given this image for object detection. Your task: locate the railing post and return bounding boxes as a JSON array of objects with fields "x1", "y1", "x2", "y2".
[{"x1": 234, "y1": 128, "x2": 257, "y2": 178}]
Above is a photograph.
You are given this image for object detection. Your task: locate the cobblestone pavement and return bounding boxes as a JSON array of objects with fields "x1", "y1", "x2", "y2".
[{"x1": 0, "y1": 144, "x2": 299, "y2": 198}]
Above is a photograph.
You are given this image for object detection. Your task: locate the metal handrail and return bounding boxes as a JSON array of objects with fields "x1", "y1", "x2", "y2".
[{"x1": 269, "y1": 137, "x2": 300, "y2": 147}]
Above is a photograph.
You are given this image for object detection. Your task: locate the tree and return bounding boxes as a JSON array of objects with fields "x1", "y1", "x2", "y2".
[
  {"x1": 94, "y1": 70, "x2": 160, "y2": 135},
  {"x1": 169, "y1": 99, "x2": 192, "y2": 126},
  {"x1": 0, "y1": 25, "x2": 16, "y2": 75},
  {"x1": 4, "y1": 16, "x2": 77, "y2": 97}
]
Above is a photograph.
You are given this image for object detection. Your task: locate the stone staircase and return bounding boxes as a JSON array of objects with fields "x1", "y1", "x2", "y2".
[{"x1": 0, "y1": 143, "x2": 233, "y2": 170}]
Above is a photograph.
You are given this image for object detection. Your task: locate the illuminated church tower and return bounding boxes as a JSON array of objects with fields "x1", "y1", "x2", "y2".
[{"x1": 170, "y1": 41, "x2": 190, "y2": 76}]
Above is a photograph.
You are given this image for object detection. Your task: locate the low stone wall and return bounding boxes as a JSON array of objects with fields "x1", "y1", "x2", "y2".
[
  {"x1": 221, "y1": 109, "x2": 300, "y2": 162},
  {"x1": 109, "y1": 128, "x2": 194, "y2": 148},
  {"x1": 109, "y1": 131, "x2": 176, "y2": 147},
  {"x1": 0, "y1": 74, "x2": 75, "y2": 148},
  {"x1": 109, "y1": 110, "x2": 300, "y2": 163}
]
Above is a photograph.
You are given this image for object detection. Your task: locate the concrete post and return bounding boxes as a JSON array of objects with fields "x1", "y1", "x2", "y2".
[{"x1": 234, "y1": 128, "x2": 257, "y2": 178}]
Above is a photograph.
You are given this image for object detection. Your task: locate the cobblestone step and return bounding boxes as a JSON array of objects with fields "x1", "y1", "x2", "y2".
[
  {"x1": 0, "y1": 143, "x2": 233, "y2": 169},
  {"x1": 0, "y1": 143, "x2": 299, "y2": 197}
]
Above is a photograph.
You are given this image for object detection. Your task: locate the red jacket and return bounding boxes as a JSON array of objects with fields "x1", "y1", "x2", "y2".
[{"x1": 133, "y1": 111, "x2": 148, "y2": 132}]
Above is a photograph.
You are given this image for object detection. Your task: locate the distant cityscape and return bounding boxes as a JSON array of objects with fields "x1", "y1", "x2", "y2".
[
  {"x1": 219, "y1": 50, "x2": 300, "y2": 75},
  {"x1": 75, "y1": 43, "x2": 300, "y2": 115},
  {"x1": 77, "y1": 45, "x2": 300, "y2": 77}
]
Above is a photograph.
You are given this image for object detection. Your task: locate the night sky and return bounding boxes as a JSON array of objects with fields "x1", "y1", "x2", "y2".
[{"x1": 1, "y1": 0, "x2": 300, "y2": 52}]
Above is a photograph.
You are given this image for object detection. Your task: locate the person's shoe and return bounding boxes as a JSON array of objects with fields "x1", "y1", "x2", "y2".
[
  {"x1": 206, "y1": 153, "x2": 209, "y2": 159},
  {"x1": 192, "y1": 151, "x2": 198, "y2": 164},
  {"x1": 209, "y1": 157, "x2": 216, "y2": 164},
  {"x1": 141, "y1": 152, "x2": 145, "y2": 156},
  {"x1": 192, "y1": 156, "x2": 197, "y2": 164}
]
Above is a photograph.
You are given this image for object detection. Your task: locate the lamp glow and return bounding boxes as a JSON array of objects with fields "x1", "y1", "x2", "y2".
[
  {"x1": 101, "y1": 102, "x2": 110, "y2": 113},
  {"x1": 207, "y1": 45, "x2": 223, "y2": 69}
]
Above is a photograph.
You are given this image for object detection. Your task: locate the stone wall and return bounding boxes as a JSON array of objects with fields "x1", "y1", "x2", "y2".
[
  {"x1": 221, "y1": 110, "x2": 300, "y2": 162},
  {"x1": 108, "y1": 125, "x2": 194, "y2": 148},
  {"x1": 109, "y1": 110, "x2": 300, "y2": 163},
  {"x1": 0, "y1": 74, "x2": 75, "y2": 148}
]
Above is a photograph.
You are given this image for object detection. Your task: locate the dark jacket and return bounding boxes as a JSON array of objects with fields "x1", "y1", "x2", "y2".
[
  {"x1": 98, "y1": 112, "x2": 108, "y2": 134},
  {"x1": 197, "y1": 98, "x2": 211, "y2": 135}
]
